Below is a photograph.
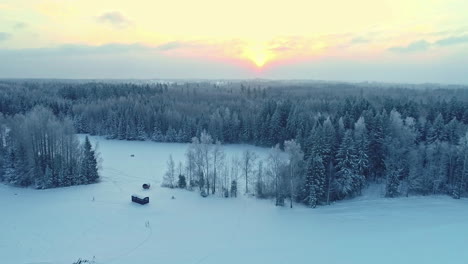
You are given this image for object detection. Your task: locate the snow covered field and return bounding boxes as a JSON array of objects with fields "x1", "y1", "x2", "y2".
[{"x1": 1, "y1": 136, "x2": 468, "y2": 264}]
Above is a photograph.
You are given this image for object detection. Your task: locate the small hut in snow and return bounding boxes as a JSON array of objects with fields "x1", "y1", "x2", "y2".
[{"x1": 132, "y1": 195, "x2": 149, "y2": 205}]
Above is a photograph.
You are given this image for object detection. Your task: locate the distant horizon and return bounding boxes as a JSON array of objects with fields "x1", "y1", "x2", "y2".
[
  {"x1": 1, "y1": 77, "x2": 468, "y2": 86},
  {"x1": 2, "y1": 0, "x2": 468, "y2": 84}
]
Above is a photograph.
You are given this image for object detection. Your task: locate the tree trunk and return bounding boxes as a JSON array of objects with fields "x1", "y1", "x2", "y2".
[
  {"x1": 326, "y1": 162, "x2": 332, "y2": 205},
  {"x1": 212, "y1": 163, "x2": 216, "y2": 194},
  {"x1": 459, "y1": 152, "x2": 467, "y2": 198},
  {"x1": 290, "y1": 164, "x2": 293, "y2": 208},
  {"x1": 245, "y1": 164, "x2": 248, "y2": 194}
]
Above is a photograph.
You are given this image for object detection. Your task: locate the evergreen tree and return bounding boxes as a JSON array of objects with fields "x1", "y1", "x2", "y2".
[
  {"x1": 152, "y1": 126, "x2": 164, "y2": 142},
  {"x1": 384, "y1": 110, "x2": 415, "y2": 197},
  {"x1": 454, "y1": 132, "x2": 468, "y2": 198},
  {"x1": 322, "y1": 117, "x2": 336, "y2": 163},
  {"x1": 3, "y1": 147, "x2": 16, "y2": 184},
  {"x1": 368, "y1": 112, "x2": 385, "y2": 180},
  {"x1": 230, "y1": 180, "x2": 237, "y2": 197},
  {"x1": 354, "y1": 116, "x2": 369, "y2": 184},
  {"x1": 269, "y1": 106, "x2": 282, "y2": 145},
  {"x1": 407, "y1": 147, "x2": 424, "y2": 196},
  {"x1": 304, "y1": 153, "x2": 326, "y2": 207},
  {"x1": 80, "y1": 136, "x2": 99, "y2": 184},
  {"x1": 178, "y1": 174, "x2": 187, "y2": 189},
  {"x1": 427, "y1": 113, "x2": 446, "y2": 143},
  {"x1": 136, "y1": 120, "x2": 146, "y2": 141},
  {"x1": 322, "y1": 117, "x2": 336, "y2": 205},
  {"x1": 305, "y1": 124, "x2": 324, "y2": 160},
  {"x1": 165, "y1": 127, "x2": 177, "y2": 142},
  {"x1": 445, "y1": 117, "x2": 460, "y2": 145},
  {"x1": 334, "y1": 130, "x2": 360, "y2": 199},
  {"x1": 42, "y1": 166, "x2": 53, "y2": 189}
]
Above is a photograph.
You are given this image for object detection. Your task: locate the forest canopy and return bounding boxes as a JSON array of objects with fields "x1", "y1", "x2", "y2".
[{"x1": 1, "y1": 80, "x2": 468, "y2": 202}]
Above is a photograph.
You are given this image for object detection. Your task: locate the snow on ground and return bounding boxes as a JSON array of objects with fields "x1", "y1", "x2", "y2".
[{"x1": 1, "y1": 136, "x2": 468, "y2": 264}]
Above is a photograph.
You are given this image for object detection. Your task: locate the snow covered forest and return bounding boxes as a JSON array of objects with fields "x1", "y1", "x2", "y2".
[
  {"x1": 1, "y1": 80, "x2": 468, "y2": 205},
  {"x1": 0, "y1": 106, "x2": 99, "y2": 189}
]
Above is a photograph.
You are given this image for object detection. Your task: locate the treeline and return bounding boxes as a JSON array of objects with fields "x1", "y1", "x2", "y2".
[
  {"x1": 165, "y1": 123, "x2": 468, "y2": 208},
  {"x1": 0, "y1": 107, "x2": 99, "y2": 189},
  {"x1": 1, "y1": 80, "x2": 468, "y2": 200}
]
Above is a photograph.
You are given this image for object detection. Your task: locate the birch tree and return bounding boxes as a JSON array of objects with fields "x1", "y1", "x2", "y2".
[{"x1": 284, "y1": 139, "x2": 304, "y2": 208}]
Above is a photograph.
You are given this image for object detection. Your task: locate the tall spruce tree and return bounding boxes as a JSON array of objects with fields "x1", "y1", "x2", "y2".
[
  {"x1": 334, "y1": 130, "x2": 360, "y2": 199},
  {"x1": 304, "y1": 153, "x2": 326, "y2": 207},
  {"x1": 80, "y1": 136, "x2": 99, "y2": 184},
  {"x1": 354, "y1": 117, "x2": 369, "y2": 190}
]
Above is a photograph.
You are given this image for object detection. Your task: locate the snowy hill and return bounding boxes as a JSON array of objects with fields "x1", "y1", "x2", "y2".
[{"x1": 1, "y1": 136, "x2": 467, "y2": 264}]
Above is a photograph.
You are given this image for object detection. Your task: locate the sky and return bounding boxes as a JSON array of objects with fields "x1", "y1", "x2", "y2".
[{"x1": 0, "y1": 0, "x2": 468, "y2": 83}]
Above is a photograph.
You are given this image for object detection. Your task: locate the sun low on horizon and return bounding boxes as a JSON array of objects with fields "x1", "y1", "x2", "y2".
[
  {"x1": 241, "y1": 43, "x2": 275, "y2": 68},
  {"x1": 1, "y1": 0, "x2": 468, "y2": 82}
]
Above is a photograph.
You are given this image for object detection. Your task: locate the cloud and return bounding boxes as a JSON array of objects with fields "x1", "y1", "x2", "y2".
[
  {"x1": 0, "y1": 32, "x2": 12, "y2": 41},
  {"x1": 435, "y1": 35, "x2": 468, "y2": 46},
  {"x1": 1, "y1": 42, "x2": 468, "y2": 83},
  {"x1": 0, "y1": 43, "x2": 153, "y2": 58},
  {"x1": 0, "y1": 44, "x2": 254, "y2": 79},
  {"x1": 351, "y1": 37, "x2": 371, "y2": 44},
  {"x1": 157, "y1": 41, "x2": 184, "y2": 51},
  {"x1": 96, "y1": 11, "x2": 132, "y2": 29},
  {"x1": 13, "y1": 22, "x2": 27, "y2": 30},
  {"x1": 388, "y1": 40, "x2": 431, "y2": 53},
  {"x1": 270, "y1": 46, "x2": 291, "y2": 52},
  {"x1": 388, "y1": 34, "x2": 468, "y2": 53}
]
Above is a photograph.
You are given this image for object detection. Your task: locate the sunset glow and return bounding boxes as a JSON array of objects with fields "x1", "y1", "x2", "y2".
[
  {"x1": 0, "y1": 0, "x2": 468, "y2": 81},
  {"x1": 243, "y1": 43, "x2": 275, "y2": 67}
]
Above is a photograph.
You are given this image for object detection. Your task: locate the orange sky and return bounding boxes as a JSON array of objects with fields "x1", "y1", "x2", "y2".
[{"x1": 0, "y1": 0, "x2": 467, "y2": 81}]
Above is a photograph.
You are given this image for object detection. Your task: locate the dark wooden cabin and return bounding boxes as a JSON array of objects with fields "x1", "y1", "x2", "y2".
[{"x1": 132, "y1": 195, "x2": 149, "y2": 205}]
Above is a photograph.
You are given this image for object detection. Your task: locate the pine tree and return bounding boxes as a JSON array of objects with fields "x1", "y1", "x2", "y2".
[
  {"x1": 305, "y1": 124, "x2": 324, "y2": 160},
  {"x1": 454, "y1": 132, "x2": 468, "y2": 198},
  {"x1": 43, "y1": 166, "x2": 53, "y2": 189},
  {"x1": 269, "y1": 107, "x2": 282, "y2": 145},
  {"x1": 427, "y1": 113, "x2": 446, "y2": 143},
  {"x1": 165, "y1": 127, "x2": 177, "y2": 142},
  {"x1": 322, "y1": 117, "x2": 336, "y2": 163},
  {"x1": 0, "y1": 124, "x2": 4, "y2": 182},
  {"x1": 13, "y1": 143, "x2": 33, "y2": 187},
  {"x1": 106, "y1": 113, "x2": 119, "y2": 139},
  {"x1": 126, "y1": 122, "x2": 136, "y2": 140},
  {"x1": 354, "y1": 117, "x2": 369, "y2": 187},
  {"x1": 384, "y1": 110, "x2": 416, "y2": 197},
  {"x1": 176, "y1": 129, "x2": 186, "y2": 143},
  {"x1": 178, "y1": 174, "x2": 187, "y2": 189},
  {"x1": 304, "y1": 153, "x2": 326, "y2": 207},
  {"x1": 230, "y1": 180, "x2": 237, "y2": 197},
  {"x1": 445, "y1": 117, "x2": 460, "y2": 145},
  {"x1": 80, "y1": 136, "x2": 99, "y2": 184},
  {"x1": 87, "y1": 150, "x2": 99, "y2": 183},
  {"x1": 117, "y1": 120, "x2": 126, "y2": 140},
  {"x1": 407, "y1": 147, "x2": 424, "y2": 196},
  {"x1": 152, "y1": 126, "x2": 164, "y2": 142},
  {"x1": 321, "y1": 117, "x2": 336, "y2": 205},
  {"x1": 2, "y1": 146, "x2": 15, "y2": 184},
  {"x1": 136, "y1": 120, "x2": 146, "y2": 141},
  {"x1": 368, "y1": 112, "x2": 386, "y2": 180},
  {"x1": 334, "y1": 130, "x2": 360, "y2": 199}
]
